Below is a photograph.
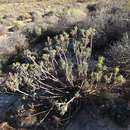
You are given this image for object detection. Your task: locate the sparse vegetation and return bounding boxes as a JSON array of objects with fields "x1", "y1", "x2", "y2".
[{"x1": 0, "y1": 0, "x2": 130, "y2": 130}]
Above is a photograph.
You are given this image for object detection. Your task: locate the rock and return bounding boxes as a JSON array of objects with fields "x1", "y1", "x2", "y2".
[
  {"x1": 0, "y1": 94, "x2": 19, "y2": 122},
  {"x1": 66, "y1": 110, "x2": 126, "y2": 130}
]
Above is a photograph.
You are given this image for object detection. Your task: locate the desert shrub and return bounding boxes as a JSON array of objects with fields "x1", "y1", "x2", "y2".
[
  {"x1": 0, "y1": 31, "x2": 29, "y2": 74},
  {"x1": 8, "y1": 32, "x2": 28, "y2": 50},
  {"x1": 94, "y1": 10, "x2": 129, "y2": 50},
  {"x1": 0, "y1": 32, "x2": 28, "y2": 55},
  {"x1": 5, "y1": 27, "x2": 126, "y2": 128},
  {"x1": 105, "y1": 32, "x2": 130, "y2": 78},
  {"x1": 79, "y1": 0, "x2": 130, "y2": 54}
]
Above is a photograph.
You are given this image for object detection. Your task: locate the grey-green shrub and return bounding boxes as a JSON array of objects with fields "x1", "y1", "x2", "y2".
[{"x1": 106, "y1": 33, "x2": 130, "y2": 77}]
